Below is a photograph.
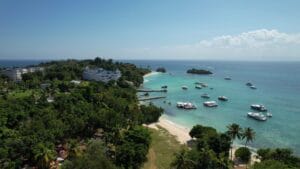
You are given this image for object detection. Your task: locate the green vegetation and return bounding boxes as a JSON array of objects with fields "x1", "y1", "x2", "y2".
[
  {"x1": 171, "y1": 124, "x2": 232, "y2": 169},
  {"x1": 142, "y1": 126, "x2": 184, "y2": 169},
  {"x1": 156, "y1": 67, "x2": 166, "y2": 73},
  {"x1": 0, "y1": 58, "x2": 159, "y2": 169},
  {"x1": 186, "y1": 68, "x2": 212, "y2": 75},
  {"x1": 140, "y1": 103, "x2": 164, "y2": 124},
  {"x1": 252, "y1": 148, "x2": 300, "y2": 169},
  {"x1": 235, "y1": 147, "x2": 251, "y2": 163}
]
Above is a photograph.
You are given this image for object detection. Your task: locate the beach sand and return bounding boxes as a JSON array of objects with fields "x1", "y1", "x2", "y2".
[
  {"x1": 145, "y1": 116, "x2": 260, "y2": 168},
  {"x1": 146, "y1": 116, "x2": 191, "y2": 144},
  {"x1": 143, "y1": 71, "x2": 160, "y2": 78}
]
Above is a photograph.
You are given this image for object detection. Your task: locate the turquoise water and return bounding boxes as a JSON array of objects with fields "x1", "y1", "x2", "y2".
[
  {"x1": 132, "y1": 60, "x2": 300, "y2": 154},
  {"x1": 2, "y1": 60, "x2": 300, "y2": 154}
]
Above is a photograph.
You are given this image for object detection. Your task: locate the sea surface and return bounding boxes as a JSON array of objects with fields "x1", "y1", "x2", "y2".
[
  {"x1": 1, "y1": 59, "x2": 300, "y2": 154},
  {"x1": 128, "y1": 60, "x2": 300, "y2": 154}
]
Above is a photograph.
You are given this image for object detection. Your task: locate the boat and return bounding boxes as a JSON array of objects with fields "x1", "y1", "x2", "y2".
[
  {"x1": 201, "y1": 93, "x2": 210, "y2": 99},
  {"x1": 224, "y1": 77, "x2": 231, "y2": 80},
  {"x1": 251, "y1": 104, "x2": 268, "y2": 112},
  {"x1": 195, "y1": 85, "x2": 202, "y2": 89},
  {"x1": 203, "y1": 101, "x2": 218, "y2": 107},
  {"x1": 247, "y1": 112, "x2": 267, "y2": 121},
  {"x1": 218, "y1": 96, "x2": 228, "y2": 101},
  {"x1": 182, "y1": 86, "x2": 188, "y2": 90},
  {"x1": 177, "y1": 102, "x2": 197, "y2": 109},
  {"x1": 250, "y1": 85, "x2": 257, "y2": 89},
  {"x1": 161, "y1": 85, "x2": 168, "y2": 89},
  {"x1": 246, "y1": 82, "x2": 253, "y2": 86},
  {"x1": 201, "y1": 83, "x2": 208, "y2": 87},
  {"x1": 266, "y1": 112, "x2": 272, "y2": 117}
]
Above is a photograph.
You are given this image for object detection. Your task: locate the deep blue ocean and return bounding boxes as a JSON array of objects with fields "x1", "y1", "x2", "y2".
[{"x1": 1, "y1": 59, "x2": 300, "y2": 154}]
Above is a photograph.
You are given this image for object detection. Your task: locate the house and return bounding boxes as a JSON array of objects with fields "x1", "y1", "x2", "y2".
[
  {"x1": 70, "y1": 80, "x2": 81, "y2": 85},
  {"x1": 82, "y1": 67, "x2": 121, "y2": 82},
  {"x1": 1, "y1": 67, "x2": 44, "y2": 81}
]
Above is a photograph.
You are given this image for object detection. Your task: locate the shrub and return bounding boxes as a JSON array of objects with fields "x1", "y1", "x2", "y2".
[{"x1": 235, "y1": 147, "x2": 251, "y2": 163}]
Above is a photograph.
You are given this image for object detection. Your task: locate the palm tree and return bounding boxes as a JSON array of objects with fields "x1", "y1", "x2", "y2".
[
  {"x1": 226, "y1": 123, "x2": 242, "y2": 160},
  {"x1": 171, "y1": 149, "x2": 195, "y2": 169},
  {"x1": 34, "y1": 144, "x2": 56, "y2": 169},
  {"x1": 242, "y1": 127, "x2": 255, "y2": 147}
]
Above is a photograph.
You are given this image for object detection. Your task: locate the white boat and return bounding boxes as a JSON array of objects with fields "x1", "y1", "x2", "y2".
[
  {"x1": 203, "y1": 101, "x2": 218, "y2": 107},
  {"x1": 218, "y1": 96, "x2": 228, "y2": 101},
  {"x1": 251, "y1": 104, "x2": 267, "y2": 112},
  {"x1": 177, "y1": 102, "x2": 197, "y2": 109},
  {"x1": 195, "y1": 85, "x2": 202, "y2": 89},
  {"x1": 247, "y1": 112, "x2": 267, "y2": 121},
  {"x1": 182, "y1": 86, "x2": 188, "y2": 90},
  {"x1": 201, "y1": 93, "x2": 210, "y2": 99},
  {"x1": 266, "y1": 112, "x2": 273, "y2": 117},
  {"x1": 250, "y1": 85, "x2": 257, "y2": 89}
]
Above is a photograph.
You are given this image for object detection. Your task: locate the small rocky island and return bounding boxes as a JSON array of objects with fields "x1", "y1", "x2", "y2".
[
  {"x1": 187, "y1": 68, "x2": 212, "y2": 75},
  {"x1": 156, "y1": 67, "x2": 166, "y2": 73}
]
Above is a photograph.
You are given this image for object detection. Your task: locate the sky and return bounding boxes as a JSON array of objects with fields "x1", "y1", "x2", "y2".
[{"x1": 1, "y1": 0, "x2": 300, "y2": 61}]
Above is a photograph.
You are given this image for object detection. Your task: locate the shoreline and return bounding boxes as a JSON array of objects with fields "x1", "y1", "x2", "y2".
[
  {"x1": 145, "y1": 116, "x2": 260, "y2": 165},
  {"x1": 143, "y1": 71, "x2": 160, "y2": 78}
]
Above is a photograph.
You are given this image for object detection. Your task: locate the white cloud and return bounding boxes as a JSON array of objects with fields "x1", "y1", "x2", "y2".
[{"x1": 122, "y1": 29, "x2": 300, "y2": 60}]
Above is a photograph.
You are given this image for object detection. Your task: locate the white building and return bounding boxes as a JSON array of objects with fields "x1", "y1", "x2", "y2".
[
  {"x1": 1, "y1": 67, "x2": 44, "y2": 81},
  {"x1": 82, "y1": 67, "x2": 121, "y2": 83}
]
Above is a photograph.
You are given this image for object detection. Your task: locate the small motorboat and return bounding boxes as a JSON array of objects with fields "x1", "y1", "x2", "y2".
[
  {"x1": 246, "y1": 82, "x2": 253, "y2": 86},
  {"x1": 161, "y1": 85, "x2": 168, "y2": 89},
  {"x1": 250, "y1": 85, "x2": 257, "y2": 89},
  {"x1": 266, "y1": 112, "x2": 272, "y2": 117},
  {"x1": 224, "y1": 77, "x2": 231, "y2": 80},
  {"x1": 251, "y1": 104, "x2": 268, "y2": 112},
  {"x1": 201, "y1": 93, "x2": 210, "y2": 99},
  {"x1": 203, "y1": 101, "x2": 218, "y2": 107},
  {"x1": 195, "y1": 85, "x2": 202, "y2": 89},
  {"x1": 177, "y1": 102, "x2": 197, "y2": 109},
  {"x1": 182, "y1": 86, "x2": 188, "y2": 90},
  {"x1": 201, "y1": 83, "x2": 208, "y2": 87},
  {"x1": 247, "y1": 112, "x2": 267, "y2": 121},
  {"x1": 218, "y1": 96, "x2": 228, "y2": 101}
]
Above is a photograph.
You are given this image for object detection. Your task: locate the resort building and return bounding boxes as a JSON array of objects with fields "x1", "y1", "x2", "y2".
[
  {"x1": 82, "y1": 67, "x2": 121, "y2": 82},
  {"x1": 1, "y1": 67, "x2": 44, "y2": 81}
]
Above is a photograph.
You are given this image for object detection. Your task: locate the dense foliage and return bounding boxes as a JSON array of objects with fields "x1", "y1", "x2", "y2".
[
  {"x1": 171, "y1": 124, "x2": 231, "y2": 169},
  {"x1": 156, "y1": 67, "x2": 166, "y2": 73},
  {"x1": 253, "y1": 148, "x2": 300, "y2": 169},
  {"x1": 186, "y1": 68, "x2": 212, "y2": 75},
  {"x1": 0, "y1": 58, "x2": 157, "y2": 169},
  {"x1": 140, "y1": 103, "x2": 164, "y2": 124},
  {"x1": 235, "y1": 147, "x2": 251, "y2": 163}
]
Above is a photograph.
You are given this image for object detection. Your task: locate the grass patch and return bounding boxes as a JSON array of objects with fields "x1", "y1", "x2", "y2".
[{"x1": 142, "y1": 126, "x2": 185, "y2": 169}]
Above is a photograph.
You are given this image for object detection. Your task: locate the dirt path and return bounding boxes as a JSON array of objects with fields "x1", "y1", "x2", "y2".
[{"x1": 147, "y1": 148, "x2": 157, "y2": 169}]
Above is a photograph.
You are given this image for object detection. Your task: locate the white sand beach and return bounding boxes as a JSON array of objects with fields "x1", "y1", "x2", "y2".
[
  {"x1": 146, "y1": 116, "x2": 191, "y2": 144},
  {"x1": 145, "y1": 116, "x2": 260, "y2": 167},
  {"x1": 143, "y1": 71, "x2": 160, "y2": 78}
]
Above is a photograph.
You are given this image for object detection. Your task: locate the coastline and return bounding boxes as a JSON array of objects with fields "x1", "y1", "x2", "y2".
[
  {"x1": 145, "y1": 115, "x2": 260, "y2": 165},
  {"x1": 143, "y1": 71, "x2": 160, "y2": 78}
]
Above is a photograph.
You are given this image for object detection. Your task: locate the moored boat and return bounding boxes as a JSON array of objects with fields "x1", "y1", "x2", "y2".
[
  {"x1": 250, "y1": 85, "x2": 257, "y2": 89},
  {"x1": 182, "y1": 86, "x2": 188, "y2": 90},
  {"x1": 161, "y1": 85, "x2": 168, "y2": 89},
  {"x1": 247, "y1": 112, "x2": 267, "y2": 121},
  {"x1": 218, "y1": 96, "x2": 228, "y2": 101},
  {"x1": 266, "y1": 112, "x2": 272, "y2": 117},
  {"x1": 203, "y1": 101, "x2": 218, "y2": 107},
  {"x1": 201, "y1": 93, "x2": 210, "y2": 99},
  {"x1": 246, "y1": 82, "x2": 253, "y2": 86},
  {"x1": 251, "y1": 104, "x2": 267, "y2": 112},
  {"x1": 177, "y1": 102, "x2": 197, "y2": 109},
  {"x1": 224, "y1": 77, "x2": 231, "y2": 80},
  {"x1": 195, "y1": 85, "x2": 202, "y2": 89}
]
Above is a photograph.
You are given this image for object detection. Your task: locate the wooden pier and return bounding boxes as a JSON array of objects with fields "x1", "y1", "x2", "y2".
[
  {"x1": 138, "y1": 96, "x2": 166, "y2": 101},
  {"x1": 137, "y1": 89, "x2": 167, "y2": 92}
]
